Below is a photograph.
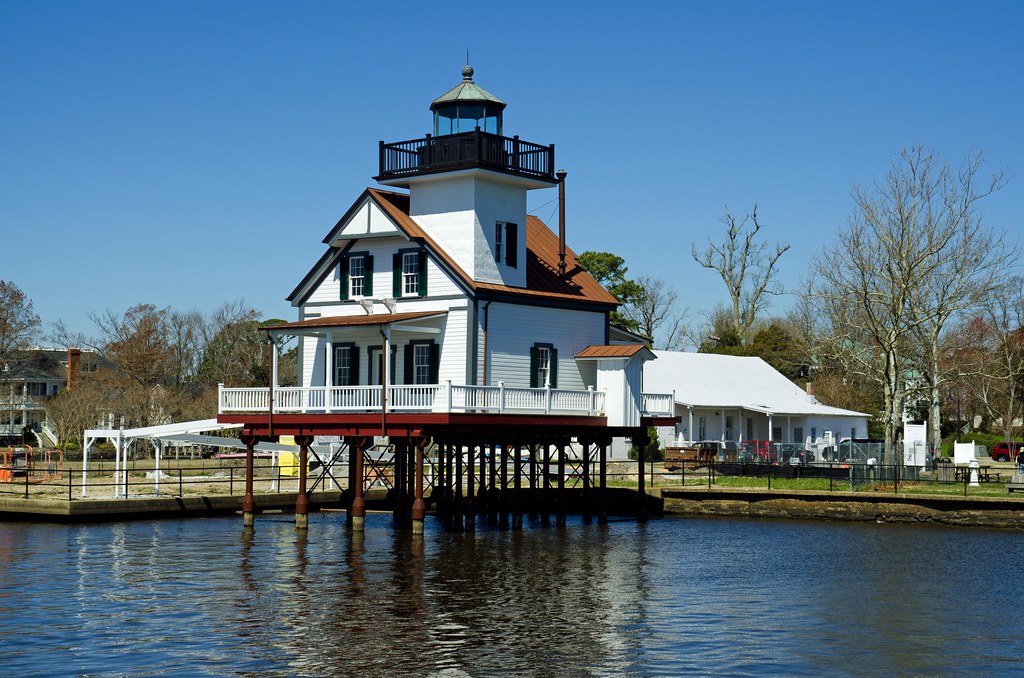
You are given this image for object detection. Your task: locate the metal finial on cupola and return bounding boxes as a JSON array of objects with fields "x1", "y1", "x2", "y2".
[{"x1": 462, "y1": 64, "x2": 474, "y2": 80}]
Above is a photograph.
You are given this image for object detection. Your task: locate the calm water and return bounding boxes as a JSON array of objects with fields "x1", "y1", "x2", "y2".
[{"x1": 1, "y1": 513, "x2": 1021, "y2": 677}]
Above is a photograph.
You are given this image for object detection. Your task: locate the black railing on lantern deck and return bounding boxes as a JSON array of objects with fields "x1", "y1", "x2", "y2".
[{"x1": 376, "y1": 131, "x2": 556, "y2": 182}]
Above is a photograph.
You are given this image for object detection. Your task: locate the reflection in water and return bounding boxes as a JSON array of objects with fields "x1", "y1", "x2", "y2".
[{"x1": 0, "y1": 515, "x2": 1023, "y2": 676}]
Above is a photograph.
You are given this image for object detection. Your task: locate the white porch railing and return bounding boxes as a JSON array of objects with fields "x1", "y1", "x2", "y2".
[
  {"x1": 218, "y1": 381, "x2": 612, "y2": 417},
  {"x1": 640, "y1": 391, "x2": 675, "y2": 417},
  {"x1": 218, "y1": 382, "x2": 676, "y2": 419}
]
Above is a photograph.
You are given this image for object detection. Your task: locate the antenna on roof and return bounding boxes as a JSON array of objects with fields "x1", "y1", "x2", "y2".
[{"x1": 466, "y1": 48, "x2": 470, "y2": 66}]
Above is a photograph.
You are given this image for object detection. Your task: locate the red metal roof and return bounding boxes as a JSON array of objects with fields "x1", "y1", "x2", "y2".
[
  {"x1": 575, "y1": 344, "x2": 652, "y2": 359},
  {"x1": 265, "y1": 310, "x2": 447, "y2": 331},
  {"x1": 368, "y1": 188, "x2": 619, "y2": 308}
]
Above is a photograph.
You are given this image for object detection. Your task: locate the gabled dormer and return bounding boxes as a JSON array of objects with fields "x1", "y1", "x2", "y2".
[{"x1": 374, "y1": 65, "x2": 558, "y2": 289}]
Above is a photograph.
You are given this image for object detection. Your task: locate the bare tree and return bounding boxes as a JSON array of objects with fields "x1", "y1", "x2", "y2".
[
  {"x1": 815, "y1": 147, "x2": 1008, "y2": 462},
  {"x1": 905, "y1": 150, "x2": 1012, "y2": 453},
  {"x1": 692, "y1": 205, "x2": 789, "y2": 342},
  {"x1": 972, "y1": 279, "x2": 1024, "y2": 442},
  {"x1": 623, "y1": 275, "x2": 687, "y2": 349},
  {"x1": 0, "y1": 280, "x2": 40, "y2": 363}
]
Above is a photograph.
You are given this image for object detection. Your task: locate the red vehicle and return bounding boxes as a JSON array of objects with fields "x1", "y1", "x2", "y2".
[{"x1": 991, "y1": 442, "x2": 1024, "y2": 463}]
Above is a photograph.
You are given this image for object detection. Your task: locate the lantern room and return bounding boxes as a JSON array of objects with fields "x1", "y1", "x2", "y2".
[{"x1": 430, "y1": 65, "x2": 506, "y2": 136}]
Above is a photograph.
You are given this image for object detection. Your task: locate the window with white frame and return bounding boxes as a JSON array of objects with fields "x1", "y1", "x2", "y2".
[
  {"x1": 794, "y1": 426, "x2": 804, "y2": 445},
  {"x1": 746, "y1": 418, "x2": 753, "y2": 441},
  {"x1": 810, "y1": 426, "x2": 817, "y2": 442},
  {"x1": 725, "y1": 415, "x2": 734, "y2": 440},
  {"x1": 334, "y1": 344, "x2": 357, "y2": 386},
  {"x1": 349, "y1": 255, "x2": 365, "y2": 297},
  {"x1": 699, "y1": 416, "x2": 707, "y2": 440},
  {"x1": 536, "y1": 346, "x2": 550, "y2": 386},
  {"x1": 494, "y1": 223, "x2": 504, "y2": 263},
  {"x1": 402, "y1": 252, "x2": 419, "y2": 295},
  {"x1": 413, "y1": 344, "x2": 432, "y2": 385}
]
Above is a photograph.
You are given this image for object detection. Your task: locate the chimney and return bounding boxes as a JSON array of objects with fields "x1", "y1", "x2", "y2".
[
  {"x1": 556, "y1": 169, "x2": 567, "y2": 278},
  {"x1": 805, "y1": 382, "x2": 815, "y2": 402},
  {"x1": 67, "y1": 348, "x2": 81, "y2": 389}
]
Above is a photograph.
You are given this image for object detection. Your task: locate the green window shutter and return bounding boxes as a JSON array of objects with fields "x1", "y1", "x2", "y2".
[
  {"x1": 364, "y1": 254, "x2": 374, "y2": 296},
  {"x1": 404, "y1": 344, "x2": 414, "y2": 384},
  {"x1": 417, "y1": 250, "x2": 428, "y2": 297},
  {"x1": 339, "y1": 257, "x2": 349, "y2": 301},
  {"x1": 393, "y1": 253, "x2": 402, "y2": 297},
  {"x1": 529, "y1": 346, "x2": 539, "y2": 388},
  {"x1": 505, "y1": 223, "x2": 518, "y2": 268},
  {"x1": 350, "y1": 347, "x2": 360, "y2": 386},
  {"x1": 429, "y1": 342, "x2": 439, "y2": 383},
  {"x1": 549, "y1": 347, "x2": 558, "y2": 388}
]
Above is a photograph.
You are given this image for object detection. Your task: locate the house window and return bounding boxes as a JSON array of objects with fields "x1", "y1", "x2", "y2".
[
  {"x1": 495, "y1": 222, "x2": 518, "y2": 268},
  {"x1": 698, "y1": 417, "x2": 707, "y2": 440},
  {"x1": 333, "y1": 344, "x2": 358, "y2": 386},
  {"x1": 402, "y1": 252, "x2": 419, "y2": 295},
  {"x1": 340, "y1": 252, "x2": 373, "y2": 300},
  {"x1": 810, "y1": 427, "x2": 817, "y2": 442},
  {"x1": 393, "y1": 250, "x2": 427, "y2": 298},
  {"x1": 746, "y1": 418, "x2": 753, "y2": 441},
  {"x1": 851, "y1": 427, "x2": 857, "y2": 439},
  {"x1": 349, "y1": 256, "x2": 365, "y2": 297},
  {"x1": 725, "y1": 416, "x2": 734, "y2": 440},
  {"x1": 530, "y1": 343, "x2": 557, "y2": 388},
  {"x1": 404, "y1": 341, "x2": 438, "y2": 385},
  {"x1": 772, "y1": 427, "x2": 782, "y2": 442},
  {"x1": 794, "y1": 427, "x2": 804, "y2": 445}
]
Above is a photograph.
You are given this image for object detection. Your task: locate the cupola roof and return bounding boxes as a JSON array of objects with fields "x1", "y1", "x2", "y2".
[{"x1": 430, "y1": 65, "x2": 506, "y2": 112}]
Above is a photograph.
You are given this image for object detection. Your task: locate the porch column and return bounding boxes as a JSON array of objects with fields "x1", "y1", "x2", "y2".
[
  {"x1": 411, "y1": 437, "x2": 427, "y2": 534},
  {"x1": 347, "y1": 436, "x2": 368, "y2": 531},
  {"x1": 598, "y1": 439, "x2": 608, "y2": 525},
  {"x1": 688, "y1": 406, "x2": 694, "y2": 444},
  {"x1": 324, "y1": 332, "x2": 333, "y2": 413},
  {"x1": 240, "y1": 433, "x2": 258, "y2": 528},
  {"x1": 294, "y1": 434, "x2": 313, "y2": 530},
  {"x1": 768, "y1": 414, "x2": 774, "y2": 441}
]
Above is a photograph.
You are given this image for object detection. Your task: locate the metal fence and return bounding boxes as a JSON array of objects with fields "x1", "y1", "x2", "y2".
[{"x1": 646, "y1": 457, "x2": 1015, "y2": 497}]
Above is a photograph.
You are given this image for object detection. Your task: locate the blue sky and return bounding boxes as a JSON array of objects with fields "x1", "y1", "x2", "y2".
[{"x1": 2, "y1": 0, "x2": 1022, "y2": 342}]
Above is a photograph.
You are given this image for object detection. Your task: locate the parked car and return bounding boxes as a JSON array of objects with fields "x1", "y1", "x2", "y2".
[{"x1": 991, "y1": 442, "x2": 1024, "y2": 463}]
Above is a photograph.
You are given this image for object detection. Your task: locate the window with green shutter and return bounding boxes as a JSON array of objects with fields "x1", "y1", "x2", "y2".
[{"x1": 530, "y1": 343, "x2": 557, "y2": 388}]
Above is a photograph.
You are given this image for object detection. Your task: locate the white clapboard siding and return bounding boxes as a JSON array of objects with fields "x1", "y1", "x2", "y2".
[{"x1": 485, "y1": 302, "x2": 605, "y2": 389}]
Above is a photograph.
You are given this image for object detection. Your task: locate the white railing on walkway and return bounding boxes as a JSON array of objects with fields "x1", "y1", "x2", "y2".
[
  {"x1": 640, "y1": 391, "x2": 675, "y2": 417},
  {"x1": 218, "y1": 381, "x2": 618, "y2": 417},
  {"x1": 218, "y1": 383, "x2": 675, "y2": 418}
]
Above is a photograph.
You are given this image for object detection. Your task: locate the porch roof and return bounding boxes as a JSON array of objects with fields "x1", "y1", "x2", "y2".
[
  {"x1": 575, "y1": 344, "x2": 654, "y2": 360},
  {"x1": 264, "y1": 310, "x2": 447, "y2": 336}
]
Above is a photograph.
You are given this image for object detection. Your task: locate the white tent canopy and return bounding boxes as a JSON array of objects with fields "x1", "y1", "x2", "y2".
[{"x1": 81, "y1": 419, "x2": 333, "y2": 498}]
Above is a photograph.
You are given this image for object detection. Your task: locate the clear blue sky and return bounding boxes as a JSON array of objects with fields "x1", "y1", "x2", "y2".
[{"x1": 3, "y1": 0, "x2": 1021, "y2": 343}]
